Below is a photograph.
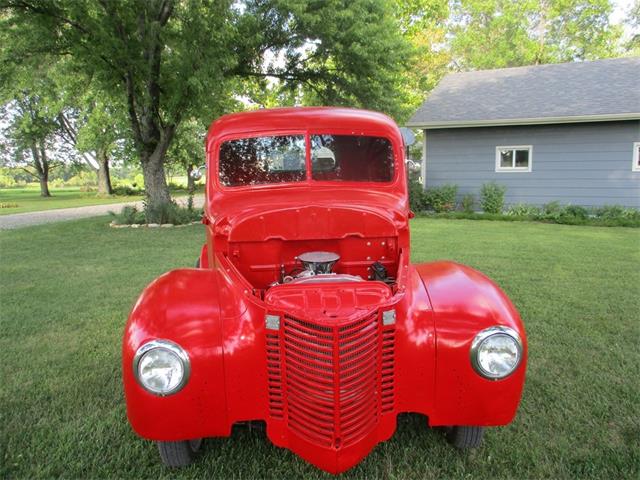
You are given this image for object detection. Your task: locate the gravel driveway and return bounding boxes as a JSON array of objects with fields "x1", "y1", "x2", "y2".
[{"x1": 0, "y1": 195, "x2": 204, "y2": 230}]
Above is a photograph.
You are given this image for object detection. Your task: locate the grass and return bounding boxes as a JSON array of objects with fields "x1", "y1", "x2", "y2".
[
  {"x1": 0, "y1": 186, "x2": 143, "y2": 215},
  {"x1": 1, "y1": 217, "x2": 638, "y2": 479}
]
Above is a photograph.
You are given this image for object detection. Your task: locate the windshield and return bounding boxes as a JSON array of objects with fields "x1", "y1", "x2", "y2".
[
  {"x1": 310, "y1": 135, "x2": 393, "y2": 182},
  {"x1": 219, "y1": 135, "x2": 306, "y2": 187},
  {"x1": 218, "y1": 134, "x2": 394, "y2": 187}
]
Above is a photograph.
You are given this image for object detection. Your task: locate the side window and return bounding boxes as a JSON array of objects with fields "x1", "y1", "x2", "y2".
[
  {"x1": 633, "y1": 142, "x2": 640, "y2": 172},
  {"x1": 496, "y1": 146, "x2": 532, "y2": 172}
]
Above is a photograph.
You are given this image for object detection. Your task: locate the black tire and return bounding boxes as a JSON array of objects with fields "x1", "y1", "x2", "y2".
[
  {"x1": 445, "y1": 426, "x2": 484, "y2": 449},
  {"x1": 195, "y1": 257, "x2": 200, "y2": 268},
  {"x1": 157, "y1": 439, "x2": 202, "y2": 467}
]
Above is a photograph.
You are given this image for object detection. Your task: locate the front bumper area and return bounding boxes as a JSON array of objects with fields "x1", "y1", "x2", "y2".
[{"x1": 123, "y1": 264, "x2": 526, "y2": 474}]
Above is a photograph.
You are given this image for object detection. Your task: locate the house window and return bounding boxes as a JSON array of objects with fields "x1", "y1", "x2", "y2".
[
  {"x1": 633, "y1": 142, "x2": 640, "y2": 172},
  {"x1": 495, "y1": 146, "x2": 532, "y2": 172}
]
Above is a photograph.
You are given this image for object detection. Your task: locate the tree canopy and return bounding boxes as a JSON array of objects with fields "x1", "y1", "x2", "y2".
[{"x1": 0, "y1": 0, "x2": 634, "y2": 213}]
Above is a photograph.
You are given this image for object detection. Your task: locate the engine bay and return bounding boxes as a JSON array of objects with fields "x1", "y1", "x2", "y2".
[{"x1": 271, "y1": 250, "x2": 395, "y2": 287}]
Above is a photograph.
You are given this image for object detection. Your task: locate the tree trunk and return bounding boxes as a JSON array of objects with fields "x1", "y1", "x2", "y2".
[
  {"x1": 96, "y1": 148, "x2": 114, "y2": 195},
  {"x1": 186, "y1": 164, "x2": 195, "y2": 194},
  {"x1": 39, "y1": 173, "x2": 51, "y2": 197},
  {"x1": 141, "y1": 151, "x2": 172, "y2": 214},
  {"x1": 31, "y1": 141, "x2": 51, "y2": 197}
]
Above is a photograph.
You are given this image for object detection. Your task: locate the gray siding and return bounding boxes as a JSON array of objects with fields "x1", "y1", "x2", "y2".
[{"x1": 423, "y1": 121, "x2": 640, "y2": 208}]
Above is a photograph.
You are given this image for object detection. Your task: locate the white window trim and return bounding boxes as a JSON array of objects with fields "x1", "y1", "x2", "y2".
[
  {"x1": 495, "y1": 145, "x2": 532, "y2": 173},
  {"x1": 633, "y1": 142, "x2": 640, "y2": 172}
]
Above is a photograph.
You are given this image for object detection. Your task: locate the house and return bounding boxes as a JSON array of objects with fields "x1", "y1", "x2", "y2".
[{"x1": 408, "y1": 57, "x2": 640, "y2": 208}]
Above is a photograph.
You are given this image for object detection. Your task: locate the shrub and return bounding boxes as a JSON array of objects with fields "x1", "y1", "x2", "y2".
[
  {"x1": 66, "y1": 170, "x2": 97, "y2": 187},
  {"x1": 460, "y1": 194, "x2": 475, "y2": 213},
  {"x1": 562, "y1": 204, "x2": 589, "y2": 220},
  {"x1": 593, "y1": 205, "x2": 625, "y2": 219},
  {"x1": 408, "y1": 174, "x2": 427, "y2": 212},
  {"x1": 110, "y1": 206, "x2": 146, "y2": 225},
  {"x1": 480, "y1": 182, "x2": 506, "y2": 214},
  {"x1": 425, "y1": 184, "x2": 458, "y2": 213},
  {"x1": 0, "y1": 174, "x2": 17, "y2": 188},
  {"x1": 132, "y1": 173, "x2": 145, "y2": 188},
  {"x1": 144, "y1": 200, "x2": 202, "y2": 225},
  {"x1": 506, "y1": 203, "x2": 541, "y2": 217}
]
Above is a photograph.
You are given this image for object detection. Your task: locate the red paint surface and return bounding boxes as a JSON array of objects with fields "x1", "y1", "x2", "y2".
[{"x1": 123, "y1": 107, "x2": 527, "y2": 474}]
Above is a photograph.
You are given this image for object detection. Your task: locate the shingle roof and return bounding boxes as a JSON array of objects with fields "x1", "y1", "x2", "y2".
[{"x1": 408, "y1": 57, "x2": 640, "y2": 128}]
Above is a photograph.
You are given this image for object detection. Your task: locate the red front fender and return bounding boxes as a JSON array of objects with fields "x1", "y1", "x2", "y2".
[
  {"x1": 122, "y1": 269, "x2": 229, "y2": 440},
  {"x1": 416, "y1": 261, "x2": 527, "y2": 426}
]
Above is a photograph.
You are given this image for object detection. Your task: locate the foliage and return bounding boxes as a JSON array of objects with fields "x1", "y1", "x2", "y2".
[
  {"x1": 0, "y1": 174, "x2": 17, "y2": 188},
  {"x1": 424, "y1": 203, "x2": 640, "y2": 227},
  {"x1": 1, "y1": 0, "x2": 411, "y2": 209},
  {"x1": 143, "y1": 200, "x2": 202, "y2": 225},
  {"x1": 425, "y1": 184, "x2": 458, "y2": 212},
  {"x1": 460, "y1": 193, "x2": 475, "y2": 213},
  {"x1": 109, "y1": 205, "x2": 146, "y2": 225},
  {"x1": 391, "y1": 0, "x2": 451, "y2": 121},
  {"x1": 110, "y1": 198, "x2": 202, "y2": 225},
  {"x1": 408, "y1": 171, "x2": 427, "y2": 212},
  {"x1": 450, "y1": 0, "x2": 623, "y2": 69},
  {"x1": 480, "y1": 182, "x2": 507, "y2": 214},
  {"x1": 506, "y1": 203, "x2": 542, "y2": 217},
  {"x1": 1, "y1": 217, "x2": 639, "y2": 478}
]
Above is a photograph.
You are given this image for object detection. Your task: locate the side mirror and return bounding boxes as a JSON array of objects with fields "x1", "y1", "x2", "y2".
[
  {"x1": 399, "y1": 127, "x2": 416, "y2": 146},
  {"x1": 405, "y1": 159, "x2": 421, "y2": 173},
  {"x1": 190, "y1": 165, "x2": 206, "y2": 181}
]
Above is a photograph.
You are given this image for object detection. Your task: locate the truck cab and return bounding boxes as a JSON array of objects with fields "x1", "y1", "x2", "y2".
[{"x1": 123, "y1": 108, "x2": 527, "y2": 474}]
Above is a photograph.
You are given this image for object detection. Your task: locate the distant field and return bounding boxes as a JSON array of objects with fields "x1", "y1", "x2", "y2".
[
  {"x1": 0, "y1": 186, "x2": 143, "y2": 215},
  {"x1": 1, "y1": 217, "x2": 638, "y2": 479}
]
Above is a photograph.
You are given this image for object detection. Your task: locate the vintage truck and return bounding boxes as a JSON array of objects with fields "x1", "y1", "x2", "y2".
[{"x1": 122, "y1": 107, "x2": 527, "y2": 474}]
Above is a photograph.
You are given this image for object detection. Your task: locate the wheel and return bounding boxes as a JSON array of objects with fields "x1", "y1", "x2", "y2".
[
  {"x1": 445, "y1": 426, "x2": 484, "y2": 449},
  {"x1": 157, "y1": 439, "x2": 202, "y2": 467},
  {"x1": 195, "y1": 257, "x2": 200, "y2": 268}
]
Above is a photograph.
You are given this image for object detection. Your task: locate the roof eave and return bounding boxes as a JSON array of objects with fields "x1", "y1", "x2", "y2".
[{"x1": 406, "y1": 112, "x2": 640, "y2": 129}]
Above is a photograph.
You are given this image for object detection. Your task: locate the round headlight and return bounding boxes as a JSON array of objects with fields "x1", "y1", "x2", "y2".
[
  {"x1": 470, "y1": 326, "x2": 522, "y2": 379},
  {"x1": 133, "y1": 340, "x2": 190, "y2": 395}
]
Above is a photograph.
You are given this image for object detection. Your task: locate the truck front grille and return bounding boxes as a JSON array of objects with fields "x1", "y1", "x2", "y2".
[{"x1": 266, "y1": 310, "x2": 395, "y2": 448}]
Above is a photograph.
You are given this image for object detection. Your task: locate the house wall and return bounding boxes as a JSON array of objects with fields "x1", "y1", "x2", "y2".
[{"x1": 423, "y1": 121, "x2": 640, "y2": 208}]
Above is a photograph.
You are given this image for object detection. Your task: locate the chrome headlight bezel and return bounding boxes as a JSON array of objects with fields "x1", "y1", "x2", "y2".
[
  {"x1": 470, "y1": 326, "x2": 523, "y2": 380},
  {"x1": 132, "y1": 339, "x2": 190, "y2": 396}
]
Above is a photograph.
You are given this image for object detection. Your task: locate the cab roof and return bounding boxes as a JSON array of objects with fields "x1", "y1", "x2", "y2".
[{"x1": 207, "y1": 107, "x2": 399, "y2": 150}]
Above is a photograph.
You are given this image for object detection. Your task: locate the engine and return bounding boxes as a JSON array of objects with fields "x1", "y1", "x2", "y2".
[{"x1": 279, "y1": 251, "x2": 364, "y2": 285}]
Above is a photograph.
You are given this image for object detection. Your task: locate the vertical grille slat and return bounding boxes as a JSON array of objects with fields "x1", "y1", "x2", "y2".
[{"x1": 266, "y1": 309, "x2": 396, "y2": 448}]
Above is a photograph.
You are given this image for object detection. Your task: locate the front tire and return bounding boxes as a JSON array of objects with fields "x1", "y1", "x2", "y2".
[
  {"x1": 157, "y1": 439, "x2": 202, "y2": 467},
  {"x1": 445, "y1": 426, "x2": 484, "y2": 449}
]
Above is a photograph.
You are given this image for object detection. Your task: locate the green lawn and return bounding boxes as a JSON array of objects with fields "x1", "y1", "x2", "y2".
[
  {"x1": 1, "y1": 218, "x2": 638, "y2": 479},
  {"x1": 0, "y1": 186, "x2": 143, "y2": 215}
]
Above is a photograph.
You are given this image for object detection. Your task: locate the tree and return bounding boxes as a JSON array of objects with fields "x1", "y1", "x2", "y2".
[
  {"x1": 1, "y1": 0, "x2": 410, "y2": 215},
  {"x1": 449, "y1": 0, "x2": 622, "y2": 70},
  {"x1": 623, "y1": 0, "x2": 640, "y2": 54},
  {"x1": 0, "y1": 57, "x2": 73, "y2": 197},
  {"x1": 392, "y1": 0, "x2": 451, "y2": 122}
]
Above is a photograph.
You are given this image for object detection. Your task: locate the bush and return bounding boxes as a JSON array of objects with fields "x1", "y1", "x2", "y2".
[
  {"x1": 408, "y1": 174, "x2": 427, "y2": 212},
  {"x1": 0, "y1": 174, "x2": 17, "y2": 188},
  {"x1": 562, "y1": 204, "x2": 589, "y2": 220},
  {"x1": 425, "y1": 184, "x2": 458, "y2": 213},
  {"x1": 110, "y1": 206, "x2": 146, "y2": 225},
  {"x1": 593, "y1": 205, "x2": 626, "y2": 219},
  {"x1": 460, "y1": 194, "x2": 475, "y2": 213},
  {"x1": 506, "y1": 203, "x2": 541, "y2": 217},
  {"x1": 66, "y1": 171, "x2": 97, "y2": 187},
  {"x1": 132, "y1": 173, "x2": 145, "y2": 188},
  {"x1": 480, "y1": 182, "x2": 506, "y2": 214},
  {"x1": 144, "y1": 200, "x2": 202, "y2": 225}
]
